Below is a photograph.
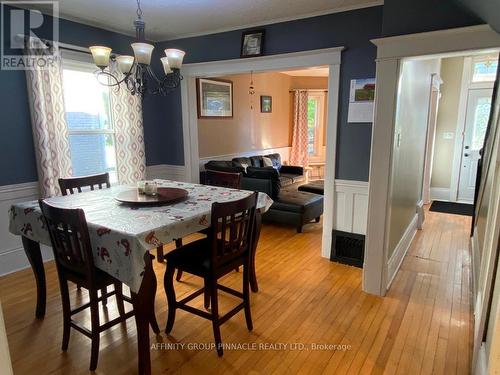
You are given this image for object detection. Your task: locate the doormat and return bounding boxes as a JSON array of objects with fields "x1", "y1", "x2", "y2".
[{"x1": 429, "y1": 201, "x2": 473, "y2": 216}]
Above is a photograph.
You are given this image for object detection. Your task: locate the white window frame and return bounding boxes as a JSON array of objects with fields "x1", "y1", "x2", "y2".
[{"x1": 61, "y1": 56, "x2": 118, "y2": 180}]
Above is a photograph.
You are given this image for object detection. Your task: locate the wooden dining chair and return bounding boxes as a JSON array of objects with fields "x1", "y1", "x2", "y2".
[
  {"x1": 205, "y1": 169, "x2": 242, "y2": 189},
  {"x1": 174, "y1": 169, "x2": 243, "y2": 279},
  {"x1": 58, "y1": 172, "x2": 111, "y2": 297},
  {"x1": 58, "y1": 172, "x2": 111, "y2": 196},
  {"x1": 39, "y1": 200, "x2": 134, "y2": 371},
  {"x1": 164, "y1": 192, "x2": 257, "y2": 356}
]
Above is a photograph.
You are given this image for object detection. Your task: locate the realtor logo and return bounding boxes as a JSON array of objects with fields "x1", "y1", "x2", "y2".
[{"x1": 1, "y1": 1, "x2": 59, "y2": 70}]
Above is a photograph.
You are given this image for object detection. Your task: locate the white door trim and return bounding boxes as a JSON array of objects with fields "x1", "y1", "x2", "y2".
[
  {"x1": 179, "y1": 47, "x2": 344, "y2": 261},
  {"x1": 450, "y1": 57, "x2": 473, "y2": 202},
  {"x1": 366, "y1": 25, "x2": 500, "y2": 296}
]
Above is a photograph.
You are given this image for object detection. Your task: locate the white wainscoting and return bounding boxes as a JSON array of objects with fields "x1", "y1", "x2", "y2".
[
  {"x1": 198, "y1": 146, "x2": 292, "y2": 171},
  {"x1": 386, "y1": 214, "x2": 418, "y2": 289},
  {"x1": 430, "y1": 187, "x2": 451, "y2": 202},
  {"x1": 333, "y1": 179, "x2": 369, "y2": 235},
  {"x1": 146, "y1": 164, "x2": 188, "y2": 182},
  {"x1": 0, "y1": 182, "x2": 53, "y2": 276}
]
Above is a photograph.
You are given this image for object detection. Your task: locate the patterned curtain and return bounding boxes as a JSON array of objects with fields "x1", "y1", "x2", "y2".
[
  {"x1": 109, "y1": 62, "x2": 146, "y2": 184},
  {"x1": 290, "y1": 90, "x2": 309, "y2": 167},
  {"x1": 25, "y1": 47, "x2": 72, "y2": 198}
]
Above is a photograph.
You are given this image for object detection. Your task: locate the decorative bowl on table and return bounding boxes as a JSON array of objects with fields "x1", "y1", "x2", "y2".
[{"x1": 115, "y1": 187, "x2": 188, "y2": 206}]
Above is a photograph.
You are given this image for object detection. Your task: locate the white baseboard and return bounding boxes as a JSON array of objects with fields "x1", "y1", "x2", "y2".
[
  {"x1": 146, "y1": 164, "x2": 187, "y2": 182},
  {"x1": 198, "y1": 146, "x2": 291, "y2": 170},
  {"x1": 0, "y1": 181, "x2": 55, "y2": 276},
  {"x1": 334, "y1": 179, "x2": 369, "y2": 235},
  {"x1": 387, "y1": 213, "x2": 418, "y2": 289},
  {"x1": 430, "y1": 187, "x2": 451, "y2": 201}
]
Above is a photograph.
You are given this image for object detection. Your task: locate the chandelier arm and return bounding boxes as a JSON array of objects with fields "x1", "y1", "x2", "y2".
[{"x1": 94, "y1": 70, "x2": 131, "y2": 88}]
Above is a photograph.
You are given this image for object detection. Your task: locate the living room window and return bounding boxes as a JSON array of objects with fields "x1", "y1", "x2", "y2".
[
  {"x1": 307, "y1": 92, "x2": 325, "y2": 158},
  {"x1": 62, "y1": 60, "x2": 118, "y2": 183}
]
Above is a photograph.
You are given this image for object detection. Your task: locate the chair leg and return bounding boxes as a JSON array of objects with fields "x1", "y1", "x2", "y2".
[
  {"x1": 59, "y1": 278, "x2": 71, "y2": 351},
  {"x1": 156, "y1": 246, "x2": 164, "y2": 263},
  {"x1": 164, "y1": 264, "x2": 177, "y2": 334},
  {"x1": 89, "y1": 289, "x2": 100, "y2": 371},
  {"x1": 176, "y1": 270, "x2": 183, "y2": 282},
  {"x1": 204, "y1": 277, "x2": 210, "y2": 310},
  {"x1": 174, "y1": 239, "x2": 183, "y2": 281},
  {"x1": 209, "y1": 278, "x2": 223, "y2": 357},
  {"x1": 243, "y1": 262, "x2": 253, "y2": 331},
  {"x1": 315, "y1": 217, "x2": 320, "y2": 223},
  {"x1": 101, "y1": 287, "x2": 108, "y2": 307},
  {"x1": 114, "y1": 282, "x2": 125, "y2": 317},
  {"x1": 297, "y1": 225, "x2": 303, "y2": 233}
]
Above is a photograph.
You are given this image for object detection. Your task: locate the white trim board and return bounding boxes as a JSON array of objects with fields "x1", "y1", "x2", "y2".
[
  {"x1": 333, "y1": 179, "x2": 369, "y2": 238},
  {"x1": 180, "y1": 47, "x2": 343, "y2": 263},
  {"x1": 386, "y1": 214, "x2": 418, "y2": 289},
  {"x1": 146, "y1": 164, "x2": 187, "y2": 182},
  {"x1": 0, "y1": 181, "x2": 54, "y2": 277},
  {"x1": 430, "y1": 187, "x2": 451, "y2": 202},
  {"x1": 365, "y1": 25, "x2": 500, "y2": 297}
]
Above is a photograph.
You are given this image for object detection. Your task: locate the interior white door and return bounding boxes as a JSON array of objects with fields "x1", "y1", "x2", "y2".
[{"x1": 457, "y1": 88, "x2": 493, "y2": 202}]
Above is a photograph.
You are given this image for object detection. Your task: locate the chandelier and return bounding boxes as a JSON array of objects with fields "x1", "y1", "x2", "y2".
[{"x1": 88, "y1": 0, "x2": 185, "y2": 97}]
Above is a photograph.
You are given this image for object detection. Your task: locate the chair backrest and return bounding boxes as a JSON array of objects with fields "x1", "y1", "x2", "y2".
[
  {"x1": 58, "y1": 173, "x2": 111, "y2": 196},
  {"x1": 206, "y1": 169, "x2": 242, "y2": 189},
  {"x1": 208, "y1": 192, "x2": 258, "y2": 268},
  {"x1": 39, "y1": 200, "x2": 95, "y2": 282}
]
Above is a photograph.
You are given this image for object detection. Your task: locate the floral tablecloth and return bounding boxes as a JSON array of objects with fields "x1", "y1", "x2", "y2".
[{"x1": 9, "y1": 180, "x2": 273, "y2": 293}]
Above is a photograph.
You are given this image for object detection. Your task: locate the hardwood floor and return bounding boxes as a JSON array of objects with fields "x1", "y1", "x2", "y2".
[{"x1": 0, "y1": 209, "x2": 472, "y2": 374}]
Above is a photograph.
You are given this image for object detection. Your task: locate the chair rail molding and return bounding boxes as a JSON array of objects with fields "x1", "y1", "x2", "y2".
[
  {"x1": 0, "y1": 182, "x2": 53, "y2": 276},
  {"x1": 365, "y1": 24, "x2": 500, "y2": 297},
  {"x1": 146, "y1": 164, "x2": 187, "y2": 182}
]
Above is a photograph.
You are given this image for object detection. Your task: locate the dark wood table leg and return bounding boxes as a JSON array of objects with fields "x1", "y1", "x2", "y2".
[
  {"x1": 131, "y1": 252, "x2": 159, "y2": 375},
  {"x1": 250, "y1": 211, "x2": 262, "y2": 293},
  {"x1": 22, "y1": 236, "x2": 46, "y2": 319}
]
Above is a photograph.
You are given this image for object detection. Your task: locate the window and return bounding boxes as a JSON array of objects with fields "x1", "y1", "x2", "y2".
[
  {"x1": 472, "y1": 55, "x2": 498, "y2": 83},
  {"x1": 62, "y1": 60, "x2": 118, "y2": 183},
  {"x1": 307, "y1": 94, "x2": 325, "y2": 157}
]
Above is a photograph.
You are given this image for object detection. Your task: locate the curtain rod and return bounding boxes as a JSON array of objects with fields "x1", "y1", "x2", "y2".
[{"x1": 15, "y1": 34, "x2": 90, "y2": 54}]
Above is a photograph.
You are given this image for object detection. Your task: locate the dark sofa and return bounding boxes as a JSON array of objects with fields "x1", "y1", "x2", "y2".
[{"x1": 204, "y1": 153, "x2": 323, "y2": 232}]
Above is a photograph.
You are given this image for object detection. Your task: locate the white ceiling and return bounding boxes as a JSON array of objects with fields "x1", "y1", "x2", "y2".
[
  {"x1": 281, "y1": 67, "x2": 330, "y2": 77},
  {"x1": 15, "y1": 0, "x2": 383, "y2": 41}
]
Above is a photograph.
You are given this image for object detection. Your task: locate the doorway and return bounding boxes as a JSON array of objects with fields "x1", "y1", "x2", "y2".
[{"x1": 179, "y1": 47, "x2": 342, "y2": 260}]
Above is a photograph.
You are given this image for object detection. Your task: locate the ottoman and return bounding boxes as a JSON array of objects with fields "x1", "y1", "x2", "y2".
[
  {"x1": 298, "y1": 180, "x2": 324, "y2": 195},
  {"x1": 263, "y1": 189, "x2": 324, "y2": 233}
]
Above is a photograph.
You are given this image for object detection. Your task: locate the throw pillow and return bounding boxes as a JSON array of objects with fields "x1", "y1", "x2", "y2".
[
  {"x1": 240, "y1": 162, "x2": 249, "y2": 173},
  {"x1": 262, "y1": 156, "x2": 273, "y2": 168}
]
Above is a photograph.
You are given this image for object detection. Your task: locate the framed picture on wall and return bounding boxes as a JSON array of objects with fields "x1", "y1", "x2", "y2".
[
  {"x1": 260, "y1": 95, "x2": 272, "y2": 113},
  {"x1": 241, "y1": 30, "x2": 265, "y2": 58},
  {"x1": 196, "y1": 78, "x2": 233, "y2": 118}
]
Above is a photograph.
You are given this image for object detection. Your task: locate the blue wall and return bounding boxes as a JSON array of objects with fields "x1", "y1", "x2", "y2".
[
  {"x1": 156, "y1": 6, "x2": 384, "y2": 181},
  {"x1": 382, "y1": 0, "x2": 482, "y2": 37},
  {"x1": 1, "y1": 2, "x2": 490, "y2": 185}
]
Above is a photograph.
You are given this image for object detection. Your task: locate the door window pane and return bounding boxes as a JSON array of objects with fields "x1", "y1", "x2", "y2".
[{"x1": 472, "y1": 97, "x2": 491, "y2": 150}]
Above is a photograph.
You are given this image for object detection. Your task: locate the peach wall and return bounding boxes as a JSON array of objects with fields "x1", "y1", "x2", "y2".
[{"x1": 198, "y1": 72, "x2": 292, "y2": 158}]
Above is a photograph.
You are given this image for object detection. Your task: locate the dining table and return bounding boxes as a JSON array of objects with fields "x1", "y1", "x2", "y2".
[{"x1": 8, "y1": 179, "x2": 273, "y2": 375}]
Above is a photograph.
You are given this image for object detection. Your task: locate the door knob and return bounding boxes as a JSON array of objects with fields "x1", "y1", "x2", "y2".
[
  {"x1": 465, "y1": 145, "x2": 470, "y2": 149},
  {"x1": 464, "y1": 153, "x2": 470, "y2": 157}
]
